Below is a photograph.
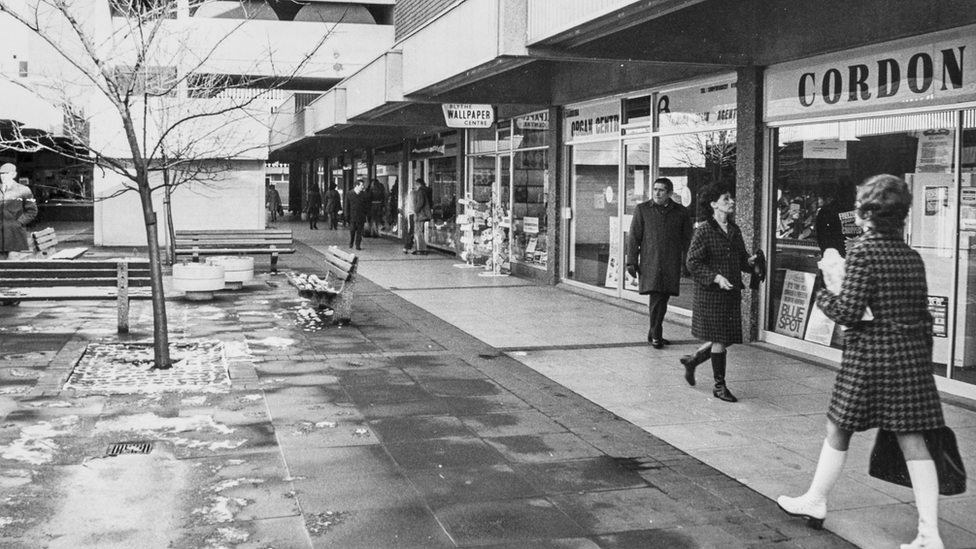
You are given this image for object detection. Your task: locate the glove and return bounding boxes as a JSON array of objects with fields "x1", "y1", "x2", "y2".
[{"x1": 626, "y1": 265, "x2": 637, "y2": 279}]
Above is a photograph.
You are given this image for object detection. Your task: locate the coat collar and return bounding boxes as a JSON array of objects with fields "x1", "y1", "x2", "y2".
[
  {"x1": 647, "y1": 198, "x2": 674, "y2": 211},
  {"x1": 704, "y1": 216, "x2": 738, "y2": 239}
]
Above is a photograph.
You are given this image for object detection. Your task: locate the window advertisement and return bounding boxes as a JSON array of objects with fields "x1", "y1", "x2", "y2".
[
  {"x1": 658, "y1": 79, "x2": 738, "y2": 133},
  {"x1": 566, "y1": 140, "x2": 620, "y2": 288},
  {"x1": 768, "y1": 108, "x2": 976, "y2": 386}
]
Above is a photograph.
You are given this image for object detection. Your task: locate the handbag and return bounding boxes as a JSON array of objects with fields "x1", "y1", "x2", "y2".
[{"x1": 868, "y1": 426, "x2": 967, "y2": 496}]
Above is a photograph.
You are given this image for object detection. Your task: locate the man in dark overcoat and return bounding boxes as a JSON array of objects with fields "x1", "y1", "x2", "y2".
[
  {"x1": 346, "y1": 179, "x2": 369, "y2": 250},
  {"x1": 626, "y1": 177, "x2": 693, "y2": 348}
]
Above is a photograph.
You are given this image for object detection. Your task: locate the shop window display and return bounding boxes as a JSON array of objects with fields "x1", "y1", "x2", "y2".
[{"x1": 769, "y1": 110, "x2": 976, "y2": 386}]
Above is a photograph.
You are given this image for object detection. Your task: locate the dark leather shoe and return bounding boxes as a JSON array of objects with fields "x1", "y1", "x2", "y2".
[
  {"x1": 651, "y1": 339, "x2": 664, "y2": 349},
  {"x1": 713, "y1": 386, "x2": 738, "y2": 402}
]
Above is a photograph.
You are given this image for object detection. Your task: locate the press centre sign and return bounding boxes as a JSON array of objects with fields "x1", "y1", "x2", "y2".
[
  {"x1": 766, "y1": 25, "x2": 976, "y2": 121},
  {"x1": 442, "y1": 104, "x2": 495, "y2": 128}
]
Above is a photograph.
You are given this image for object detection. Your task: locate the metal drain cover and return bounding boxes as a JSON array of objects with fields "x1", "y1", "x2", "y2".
[{"x1": 107, "y1": 442, "x2": 154, "y2": 456}]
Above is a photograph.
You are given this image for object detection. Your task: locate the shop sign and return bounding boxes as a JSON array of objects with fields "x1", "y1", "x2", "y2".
[
  {"x1": 766, "y1": 25, "x2": 976, "y2": 121},
  {"x1": 442, "y1": 104, "x2": 495, "y2": 128},
  {"x1": 523, "y1": 216, "x2": 539, "y2": 234},
  {"x1": 774, "y1": 270, "x2": 816, "y2": 338},
  {"x1": 563, "y1": 99, "x2": 620, "y2": 140},
  {"x1": 411, "y1": 144, "x2": 446, "y2": 157},
  {"x1": 658, "y1": 79, "x2": 738, "y2": 131},
  {"x1": 516, "y1": 112, "x2": 549, "y2": 131}
]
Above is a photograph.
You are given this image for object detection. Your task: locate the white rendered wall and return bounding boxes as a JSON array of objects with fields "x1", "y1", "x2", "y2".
[{"x1": 93, "y1": 160, "x2": 266, "y2": 247}]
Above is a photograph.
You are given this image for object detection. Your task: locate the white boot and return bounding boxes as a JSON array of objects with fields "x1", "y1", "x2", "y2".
[
  {"x1": 777, "y1": 439, "x2": 847, "y2": 529},
  {"x1": 900, "y1": 459, "x2": 943, "y2": 549}
]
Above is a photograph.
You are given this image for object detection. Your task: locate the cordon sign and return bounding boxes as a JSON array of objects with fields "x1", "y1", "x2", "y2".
[
  {"x1": 765, "y1": 24, "x2": 976, "y2": 122},
  {"x1": 442, "y1": 104, "x2": 495, "y2": 128}
]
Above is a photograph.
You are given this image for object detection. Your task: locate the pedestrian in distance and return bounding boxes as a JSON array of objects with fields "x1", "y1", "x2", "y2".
[
  {"x1": 307, "y1": 187, "x2": 322, "y2": 230},
  {"x1": 0, "y1": 162, "x2": 37, "y2": 261},
  {"x1": 683, "y1": 181, "x2": 756, "y2": 403},
  {"x1": 346, "y1": 179, "x2": 368, "y2": 250},
  {"x1": 412, "y1": 178, "x2": 432, "y2": 255},
  {"x1": 0, "y1": 162, "x2": 36, "y2": 306},
  {"x1": 777, "y1": 175, "x2": 947, "y2": 549},
  {"x1": 626, "y1": 177, "x2": 693, "y2": 349},
  {"x1": 402, "y1": 181, "x2": 415, "y2": 254},
  {"x1": 324, "y1": 183, "x2": 341, "y2": 230},
  {"x1": 366, "y1": 178, "x2": 386, "y2": 237},
  {"x1": 266, "y1": 181, "x2": 282, "y2": 223}
]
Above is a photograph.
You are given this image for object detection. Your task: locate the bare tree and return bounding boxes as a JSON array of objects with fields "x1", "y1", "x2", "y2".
[{"x1": 0, "y1": 0, "x2": 335, "y2": 368}]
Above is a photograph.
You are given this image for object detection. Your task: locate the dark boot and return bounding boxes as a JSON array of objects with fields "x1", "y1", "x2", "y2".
[
  {"x1": 711, "y1": 352, "x2": 737, "y2": 402},
  {"x1": 679, "y1": 347, "x2": 711, "y2": 386}
]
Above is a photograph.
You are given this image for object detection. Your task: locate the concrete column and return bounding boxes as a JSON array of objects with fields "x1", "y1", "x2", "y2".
[
  {"x1": 736, "y1": 66, "x2": 764, "y2": 342},
  {"x1": 546, "y1": 105, "x2": 561, "y2": 286}
]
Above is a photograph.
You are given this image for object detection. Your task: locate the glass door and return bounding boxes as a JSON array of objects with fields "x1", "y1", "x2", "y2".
[{"x1": 565, "y1": 140, "x2": 620, "y2": 290}]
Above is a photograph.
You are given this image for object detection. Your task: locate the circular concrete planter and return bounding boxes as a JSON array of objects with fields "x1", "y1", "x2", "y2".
[
  {"x1": 173, "y1": 263, "x2": 225, "y2": 301},
  {"x1": 206, "y1": 256, "x2": 254, "y2": 290}
]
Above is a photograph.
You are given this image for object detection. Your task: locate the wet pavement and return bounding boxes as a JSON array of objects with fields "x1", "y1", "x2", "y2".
[{"x1": 0, "y1": 220, "x2": 973, "y2": 548}]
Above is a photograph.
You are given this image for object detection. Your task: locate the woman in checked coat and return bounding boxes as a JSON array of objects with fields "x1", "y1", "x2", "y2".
[
  {"x1": 684, "y1": 182, "x2": 756, "y2": 402},
  {"x1": 778, "y1": 175, "x2": 945, "y2": 549}
]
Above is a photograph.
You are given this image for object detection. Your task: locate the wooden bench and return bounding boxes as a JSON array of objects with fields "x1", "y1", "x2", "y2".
[
  {"x1": 287, "y1": 246, "x2": 358, "y2": 324},
  {"x1": 174, "y1": 229, "x2": 295, "y2": 273},
  {"x1": 0, "y1": 259, "x2": 152, "y2": 333},
  {"x1": 29, "y1": 228, "x2": 89, "y2": 259}
]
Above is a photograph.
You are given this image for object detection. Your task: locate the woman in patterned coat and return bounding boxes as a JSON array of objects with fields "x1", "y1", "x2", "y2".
[
  {"x1": 684, "y1": 182, "x2": 755, "y2": 402},
  {"x1": 778, "y1": 175, "x2": 945, "y2": 549}
]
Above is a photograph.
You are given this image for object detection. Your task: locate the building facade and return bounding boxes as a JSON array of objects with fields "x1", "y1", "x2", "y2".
[{"x1": 270, "y1": 0, "x2": 976, "y2": 402}]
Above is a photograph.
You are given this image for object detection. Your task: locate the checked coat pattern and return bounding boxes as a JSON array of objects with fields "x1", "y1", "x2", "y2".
[
  {"x1": 816, "y1": 231, "x2": 944, "y2": 432},
  {"x1": 686, "y1": 217, "x2": 752, "y2": 345}
]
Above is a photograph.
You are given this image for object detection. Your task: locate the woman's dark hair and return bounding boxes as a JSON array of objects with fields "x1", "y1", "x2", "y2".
[
  {"x1": 697, "y1": 181, "x2": 733, "y2": 219},
  {"x1": 856, "y1": 174, "x2": 911, "y2": 234}
]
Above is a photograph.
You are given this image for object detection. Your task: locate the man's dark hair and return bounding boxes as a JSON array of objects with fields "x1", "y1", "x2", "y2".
[{"x1": 653, "y1": 177, "x2": 674, "y2": 194}]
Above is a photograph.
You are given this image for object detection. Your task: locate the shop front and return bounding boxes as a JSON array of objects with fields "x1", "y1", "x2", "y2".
[
  {"x1": 372, "y1": 143, "x2": 404, "y2": 237},
  {"x1": 462, "y1": 112, "x2": 551, "y2": 274},
  {"x1": 409, "y1": 132, "x2": 459, "y2": 251},
  {"x1": 561, "y1": 76, "x2": 738, "y2": 310},
  {"x1": 762, "y1": 24, "x2": 976, "y2": 399}
]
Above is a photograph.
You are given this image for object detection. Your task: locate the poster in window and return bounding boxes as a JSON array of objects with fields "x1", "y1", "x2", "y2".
[
  {"x1": 774, "y1": 270, "x2": 817, "y2": 338},
  {"x1": 961, "y1": 188, "x2": 976, "y2": 230},
  {"x1": 605, "y1": 217, "x2": 620, "y2": 288},
  {"x1": 916, "y1": 129, "x2": 954, "y2": 174},
  {"x1": 802, "y1": 140, "x2": 847, "y2": 160},
  {"x1": 804, "y1": 303, "x2": 836, "y2": 346},
  {"x1": 929, "y1": 296, "x2": 948, "y2": 338}
]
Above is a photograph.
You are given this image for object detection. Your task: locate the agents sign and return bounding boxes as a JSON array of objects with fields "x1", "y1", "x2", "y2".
[{"x1": 442, "y1": 104, "x2": 495, "y2": 128}]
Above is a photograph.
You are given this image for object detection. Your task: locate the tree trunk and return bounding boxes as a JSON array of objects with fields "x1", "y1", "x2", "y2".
[{"x1": 137, "y1": 176, "x2": 172, "y2": 370}]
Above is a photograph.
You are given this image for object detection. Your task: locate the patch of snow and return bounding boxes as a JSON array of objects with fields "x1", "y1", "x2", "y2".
[
  {"x1": 1, "y1": 416, "x2": 78, "y2": 465},
  {"x1": 94, "y1": 413, "x2": 236, "y2": 435}
]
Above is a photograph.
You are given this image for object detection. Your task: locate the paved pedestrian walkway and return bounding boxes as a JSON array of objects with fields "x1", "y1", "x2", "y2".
[{"x1": 0, "y1": 218, "x2": 973, "y2": 549}]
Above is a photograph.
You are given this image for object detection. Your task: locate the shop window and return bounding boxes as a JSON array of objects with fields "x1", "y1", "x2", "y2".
[
  {"x1": 767, "y1": 111, "x2": 976, "y2": 387},
  {"x1": 624, "y1": 95, "x2": 651, "y2": 126},
  {"x1": 468, "y1": 127, "x2": 497, "y2": 155},
  {"x1": 512, "y1": 149, "x2": 547, "y2": 267},
  {"x1": 428, "y1": 156, "x2": 458, "y2": 248},
  {"x1": 658, "y1": 130, "x2": 737, "y2": 220}
]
